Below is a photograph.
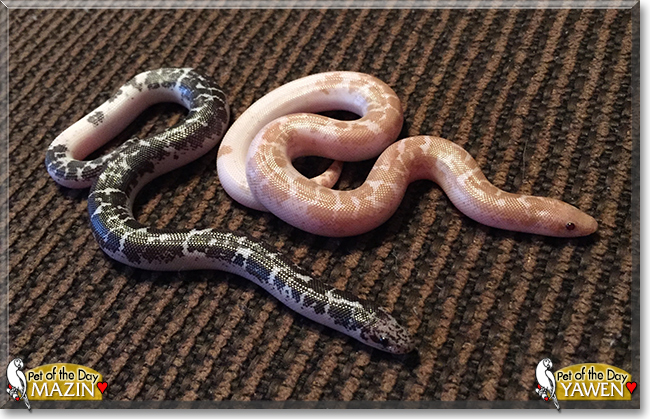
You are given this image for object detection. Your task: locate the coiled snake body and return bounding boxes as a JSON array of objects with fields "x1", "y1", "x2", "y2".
[
  {"x1": 218, "y1": 72, "x2": 598, "y2": 238},
  {"x1": 45, "y1": 68, "x2": 414, "y2": 354}
]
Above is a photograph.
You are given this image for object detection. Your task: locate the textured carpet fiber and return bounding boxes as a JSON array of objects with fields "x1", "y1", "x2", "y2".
[{"x1": 7, "y1": 7, "x2": 634, "y2": 403}]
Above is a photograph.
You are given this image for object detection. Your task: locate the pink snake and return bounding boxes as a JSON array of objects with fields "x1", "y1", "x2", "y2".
[{"x1": 218, "y1": 71, "x2": 598, "y2": 238}]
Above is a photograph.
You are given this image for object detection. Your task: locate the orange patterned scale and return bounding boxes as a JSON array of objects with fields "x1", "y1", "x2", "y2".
[{"x1": 237, "y1": 72, "x2": 597, "y2": 238}]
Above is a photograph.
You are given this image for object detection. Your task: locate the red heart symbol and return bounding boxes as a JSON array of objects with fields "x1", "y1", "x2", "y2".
[
  {"x1": 97, "y1": 382, "x2": 108, "y2": 394},
  {"x1": 626, "y1": 382, "x2": 637, "y2": 394}
]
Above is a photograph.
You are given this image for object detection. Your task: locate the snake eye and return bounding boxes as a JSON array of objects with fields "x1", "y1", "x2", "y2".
[
  {"x1": 566, "y1": 222, "x2": 576, "y2": 231},
  {"x1": 369, "y1": 334, "x2": 391, "y2": 347}
]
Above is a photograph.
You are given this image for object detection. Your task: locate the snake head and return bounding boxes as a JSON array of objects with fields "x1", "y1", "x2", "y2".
[
  {"x1": 538, "y1": 200, "x2": 598, "y2": 237},
  {"x1": 361, "y1": 308, "x2": 415, "y2": 354}
]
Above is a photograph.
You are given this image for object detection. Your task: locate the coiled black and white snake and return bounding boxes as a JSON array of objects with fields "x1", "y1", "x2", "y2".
[{"x1": 45, "y1": 68, "x2": 414, "y2": 354}]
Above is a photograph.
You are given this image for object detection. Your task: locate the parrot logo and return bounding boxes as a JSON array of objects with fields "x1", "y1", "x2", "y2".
[
  {"x1": 535, "y1": 358, "x2": 560, "y2": 411},
  {"x1": 6, "y1": 358, "x2": 31, "y2": 410}
]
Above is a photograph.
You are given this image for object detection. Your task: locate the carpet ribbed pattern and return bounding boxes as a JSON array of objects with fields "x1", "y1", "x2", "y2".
[{"x1": 7, "y1": 7, "x2": 634, "y2": 404}]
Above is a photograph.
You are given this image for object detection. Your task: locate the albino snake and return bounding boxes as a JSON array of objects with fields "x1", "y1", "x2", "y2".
[
  {"x1": 45, "y1": 68, "x2": 414, "y2": 354},
  {"x1": 218, "y1": 71, "x2": 598, "y2": 238}
]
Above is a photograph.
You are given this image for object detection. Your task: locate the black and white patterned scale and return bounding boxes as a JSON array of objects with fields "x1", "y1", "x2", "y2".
[{"x1": 45, "y1": 68, "x2": 414, "y2": 354}]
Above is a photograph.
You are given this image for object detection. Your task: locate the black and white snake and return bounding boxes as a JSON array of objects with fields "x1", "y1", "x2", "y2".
[{"x1": 45, "y1": 68, "x2": 414, "y2": 354}]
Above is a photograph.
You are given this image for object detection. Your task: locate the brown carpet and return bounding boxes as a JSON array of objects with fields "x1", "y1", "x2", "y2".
[{"x1": 6, "y1": 6, "x2": 636, "y2": 406}]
